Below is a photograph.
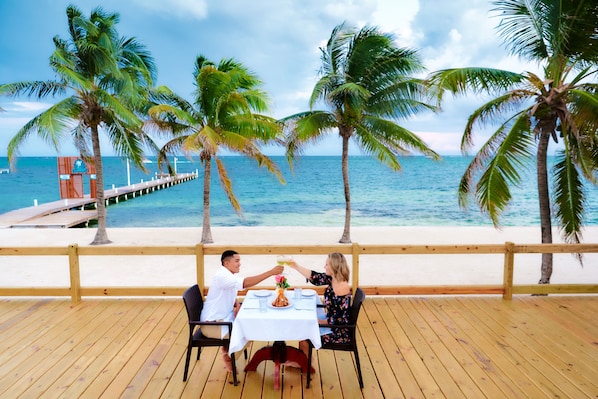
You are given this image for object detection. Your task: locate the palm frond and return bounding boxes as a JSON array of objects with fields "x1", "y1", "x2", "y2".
[
  {"x1": 0, "y1": 81, "x2": 66, "y2": 98},
  {"x1": 427, "y1": 67, "x2": 525, "y2": 100},
  {"x1": 553, "y1": 150, "x2": 585, "y2": 246},
  {"x1": 369, "y1": 78, "x2": 437, "y2": 119},
  {"x1": 359, "y1": 116, "x2": 440, "y2": 161},
  {"x1": 215, "y1": 158, "x2": 243, "y2": 217},
  {"x1": 465, "y1": 114, "x2": 535, "y2": 225},
  {"x1": 6, "y1": 98, "x2": 79, "y2": 162},
  {"x1": 461, "y1": 92, "x2": 533, "y2": 151}
]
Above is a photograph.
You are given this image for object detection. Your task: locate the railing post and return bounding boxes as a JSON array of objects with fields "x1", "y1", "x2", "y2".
[
  {"x1": 352, "y1": 243, "x2": 360, "y2": 295},
  {"x1": 503, "y1": 241, "x2": 515, "y2": 300},
  {"x1": 196, "y1": 244, "x2": 205, "y2": 296},
  {"x1": 68, "y1": 244, "x2": 81, "y2": 305}
]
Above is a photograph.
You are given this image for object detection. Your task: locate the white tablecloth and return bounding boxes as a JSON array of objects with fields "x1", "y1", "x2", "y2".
[{"x1": 228, "y1": 290, "x2": 322, "y2": 354}]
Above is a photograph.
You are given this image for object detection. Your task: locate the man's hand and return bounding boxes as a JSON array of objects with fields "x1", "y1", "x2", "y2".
[
  {"x1": 233, "y1": 301, "x2": 240, "y2": 317},
  {"x1": 272, "y1": 265, "x2": 284, "y2": 275}
]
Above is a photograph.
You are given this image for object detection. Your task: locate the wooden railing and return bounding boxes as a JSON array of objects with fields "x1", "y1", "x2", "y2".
[{"x1": 1, "y1": 242, "x2": 597, "y2": 304}]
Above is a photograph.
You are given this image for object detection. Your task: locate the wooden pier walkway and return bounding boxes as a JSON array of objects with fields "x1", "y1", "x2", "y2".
[{"x1": 0, "y1": 172, "x2": 197, "y2": 228}]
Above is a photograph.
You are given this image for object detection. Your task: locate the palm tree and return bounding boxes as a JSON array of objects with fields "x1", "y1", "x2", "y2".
[
  {"x1": 0, "y1": 5, "x2": 157, "y2": 245},
  {"x1": 147, "y1": 56, "x2": 284, "y2": 243},
  {"x1": 0, "y1": 6, "x2": 155, "y2": 244},
  {"x1": 427, "y1": 0, "x2": 598, "y2": 283},
  {"x1": 283, "y1": 23, "x2": 440, "y2": 243}
]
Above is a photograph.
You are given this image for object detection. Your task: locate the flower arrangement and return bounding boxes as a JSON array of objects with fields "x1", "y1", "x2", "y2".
[
  {"x1": 275, "y1": 274, "x2": 290, "y2": 289},
  {"x1": 273, "y1": 274, "x2": 290, "y2": 307}
]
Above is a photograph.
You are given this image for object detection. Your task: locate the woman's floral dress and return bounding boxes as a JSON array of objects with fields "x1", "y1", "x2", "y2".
[{"x1": 309, "y1": 271, "x2": 352, "y2": 344}]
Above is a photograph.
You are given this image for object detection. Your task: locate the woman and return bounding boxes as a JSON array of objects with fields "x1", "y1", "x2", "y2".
[{"x1": 288, "y1": 252, "x2": 352, "y2": 357}]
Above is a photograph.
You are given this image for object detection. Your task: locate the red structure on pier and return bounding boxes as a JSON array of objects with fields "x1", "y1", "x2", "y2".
[{"x1": 57, "y1": 157, "x2": 97, "y2": 199}]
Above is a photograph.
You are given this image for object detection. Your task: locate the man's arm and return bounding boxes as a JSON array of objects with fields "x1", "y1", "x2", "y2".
[{"x1": 243, "y1": 266, "x2": 284, "y2": 289}]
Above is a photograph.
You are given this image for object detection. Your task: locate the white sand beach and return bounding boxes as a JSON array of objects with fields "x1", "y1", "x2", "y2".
[{"x1": 1, "y1": 226, "x2": 597, "y2": 291}]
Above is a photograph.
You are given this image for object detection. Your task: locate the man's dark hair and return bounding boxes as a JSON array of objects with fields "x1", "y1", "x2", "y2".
[{"x1": 221, "y1": 250, "x2": 238, "y2": 264}]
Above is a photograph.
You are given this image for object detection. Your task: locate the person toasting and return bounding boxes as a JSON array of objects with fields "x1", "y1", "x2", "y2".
[
  {"x1": 201, "y1": 250, "x2": 284, "y2": 372},
  {"x1": 287, "y1": 252, "x2": 352, "y2": 358}
]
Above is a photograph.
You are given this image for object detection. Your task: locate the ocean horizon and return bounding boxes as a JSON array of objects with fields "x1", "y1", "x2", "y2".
[{"x1": 1, "y1": 155, "x2": 597, "y2": 228}]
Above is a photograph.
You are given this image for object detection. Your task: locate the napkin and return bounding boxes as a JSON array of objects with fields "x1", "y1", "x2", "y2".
[
  {"x1": 242, "y1": 298, "x2": 260, "y2": 309},
  {"x1": 294, "y1": 299, "x2": 314, "y2": 310}
]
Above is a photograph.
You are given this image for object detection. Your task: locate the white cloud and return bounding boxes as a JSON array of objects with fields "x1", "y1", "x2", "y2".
[{"x1": 3, "y1": 101, "x2": 52, "y2": 113}]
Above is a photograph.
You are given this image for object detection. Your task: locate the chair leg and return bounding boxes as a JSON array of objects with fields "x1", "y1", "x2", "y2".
[
  {"x1": 183, "y1": 343, "x2": 193, "y2": 382},
  {"x1": 306, "y1": 343, "x2": 312, "y2": 388},
  {"x1": 231, "y1": 351, "x2": 239, "y2": 386},
  {"x1": 353, "y1": 347, "x2": 363, "y2": 389}
]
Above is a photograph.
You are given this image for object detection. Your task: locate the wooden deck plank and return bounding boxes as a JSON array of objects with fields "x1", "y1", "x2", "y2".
[
  {"x1": 96, "y1": 300, "x2": 182, "y2": 398},
  {"x1": 76, "y1": 300, "x2": 174, "y2": 397},
  {"x1": 525, "y1": 296, "x2": 598, "y2": 359},
  {"x1": 62, "y1": 301, "x2": 166, "y2": 397},
  {"x1": 401, "y1": 298, "x2": 486, "y2": 398},
  {"x1": 425, "y1": 298, "x2": 546, "y2": 398},
  {"x1": 410, "y1": 297, "x2": 520, "y2": 398},
  {"x1": 450, "y1": 297, "x2": 580, "y2": 398},
  {"x1": 0, "y1": 296, "x2": 596, "y2": 398},
  {"x1": 390, "y1": 298, "x2": 466, "y2": 399},
  {"x1": 0, "y1": 300, "x2": 115, "y2": 398},
  {"x1": 19, "y1": 301, "x2": 132, "y2": 398},
  {"x1": 0, "y1": 301, "x2": 101, "y2": 395},
  {"x1": 13, "y1": 210, "x2": 98, "y2": 228},
  {"x1": 470, "y1": 297, "x2": 597, "y2": 398},
  {"x1": 137, "y1": 310, "x2": 189, "y2": 398},
  {"x1": 359, "y1": 298, "x2": 410, "y2": 398},
  {"x1": 369, "y1": 297, "x2": 435, "y2": 398}
]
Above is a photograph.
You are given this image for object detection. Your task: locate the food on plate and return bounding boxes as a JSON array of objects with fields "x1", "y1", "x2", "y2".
[{"x1": 272, "y1": 289, "x2": 289, "y2": 307}]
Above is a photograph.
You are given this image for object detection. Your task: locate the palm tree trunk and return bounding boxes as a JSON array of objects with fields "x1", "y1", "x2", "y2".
[
  {"x1": 537, "y1": 132, "x2": 552, "y2": 284},
  {"x1": 339, "y1": 134, "x2": 351, "y2": 243},
  {"x1": 90, "y1": 124, "x2": 111, "y2": 245},
  {"x1": 201, "y1": 158, "x2": 213, "y2": 244}
]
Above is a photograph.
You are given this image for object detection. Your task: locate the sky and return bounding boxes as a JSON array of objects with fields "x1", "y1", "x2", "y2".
[{"x1": 0, "y1": 0, "x2": 539, "y2": 158}]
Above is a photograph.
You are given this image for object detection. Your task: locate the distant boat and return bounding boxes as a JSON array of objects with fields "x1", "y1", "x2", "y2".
[
  {"x1": 0, "y1": 168, "x2": 9, "y2": 174},
  {"x1": 142, "y1": 159, "x2": 153, "y2": 164}
]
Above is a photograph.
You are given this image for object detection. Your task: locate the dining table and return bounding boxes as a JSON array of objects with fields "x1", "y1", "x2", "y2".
[{"x1": 228, "y1": 288, "x2": 322, "y2": 390}]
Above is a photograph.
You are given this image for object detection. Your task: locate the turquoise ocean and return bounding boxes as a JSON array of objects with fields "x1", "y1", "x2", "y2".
[{"x1": 1, "y1": 156, "x2": 597, "y2": 228}]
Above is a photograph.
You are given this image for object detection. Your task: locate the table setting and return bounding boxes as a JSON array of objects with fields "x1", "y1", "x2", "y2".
[{"x1": 228, "y1": 262, "x2": 322, "y2": 390}]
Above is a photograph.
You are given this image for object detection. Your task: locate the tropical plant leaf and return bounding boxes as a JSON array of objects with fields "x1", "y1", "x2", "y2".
[{"x1": 553, "y1": 150, "x2": 585, "y2": 246}]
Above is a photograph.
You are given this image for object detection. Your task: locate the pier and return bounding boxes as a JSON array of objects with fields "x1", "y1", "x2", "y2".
[{"x1": 0, "y1": 172, "x2": 197, "y2": 228}]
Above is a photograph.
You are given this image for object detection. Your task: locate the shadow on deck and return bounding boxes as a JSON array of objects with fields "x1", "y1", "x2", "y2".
[{"x1": 0, "y1": 295, "x2": 596, "y2": 398}]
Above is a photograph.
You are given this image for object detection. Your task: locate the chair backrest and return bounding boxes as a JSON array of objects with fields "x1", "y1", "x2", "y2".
[
  {"x1": 350, "y1": 287, "x2": 365, "y2": 324},
  {"x1": 182, "y1": 284, "x2": 204, "y2": 323}
]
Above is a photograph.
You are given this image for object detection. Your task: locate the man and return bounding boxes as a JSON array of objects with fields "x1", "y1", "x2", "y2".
[{"x1": 200, "y1": 249, "x2": 283, "y2": 372}]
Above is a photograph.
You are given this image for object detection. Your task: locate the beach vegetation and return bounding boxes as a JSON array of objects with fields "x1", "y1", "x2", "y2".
[
  {"x1": 282, "y1": 23, "x2": 440, "y2": 243},
  {"x1": 0, "y1": 5, "x2": 158, "y2": 245},
  {"x1": 427, "y1": 0, "x2": 598, "y2": 283},
  {"x1": 146, "y1": 56, "x2": 284, "y2": 243}
]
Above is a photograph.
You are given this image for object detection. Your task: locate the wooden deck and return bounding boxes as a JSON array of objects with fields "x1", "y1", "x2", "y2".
[{"x1": 0, "y1": 295, "x2": 596, "y2": 398}]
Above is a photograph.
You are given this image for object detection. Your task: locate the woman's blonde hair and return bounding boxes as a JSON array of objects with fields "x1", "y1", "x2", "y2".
[{"x1": 328, "y1": 252, "x2": 350, "y2": 282}]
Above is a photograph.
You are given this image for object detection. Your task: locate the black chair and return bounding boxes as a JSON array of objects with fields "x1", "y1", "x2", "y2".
[
  {"x1": 182, "y1": 284, "x2": 247, "y2": 385},
  {"x1": 307, "y1": 287, "x2": 366, "y2": 388}
]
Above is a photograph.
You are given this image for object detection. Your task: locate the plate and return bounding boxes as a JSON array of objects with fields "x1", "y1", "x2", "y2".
[
  {"x1": 301, "y1": 289, "x2": 317, "y2": 297},
  {"x1": 269, "y1": 301, "x2": 292, "y2": 309},
  {"x1": 254, "y1": 290, "x2": 271, "y2": 297}
]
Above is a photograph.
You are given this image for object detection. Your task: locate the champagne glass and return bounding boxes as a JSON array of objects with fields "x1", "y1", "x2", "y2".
[{"x1": 277, "y1": 255, "x2": 292, "y2": 275}]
